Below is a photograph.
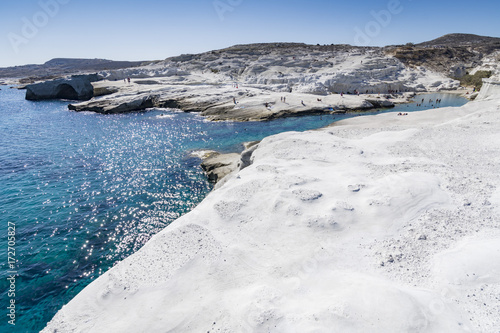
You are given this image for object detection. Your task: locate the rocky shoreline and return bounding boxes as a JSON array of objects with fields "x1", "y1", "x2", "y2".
[
  {"x1": 42, "y1": 82, "x2": 500, "y2": 333},
  {"x1": 200, "y1": 141, "x2": 259, "y2": 185},
  {"x1": 34, "y1": 34, "x2": 500, "y2": 332},
  {"x1": 21, "y1": 40, "x2": 474, "y2": 122},
  {"x1": 68, "y1": 78, "x2": 409, "y2": 121},
  {"x1": 8, "y1": 34, "x2": 498, "y2": 123}
]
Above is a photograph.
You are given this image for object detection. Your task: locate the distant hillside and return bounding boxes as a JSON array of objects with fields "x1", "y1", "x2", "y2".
[
  {"x1": 0, "y1": 58, "x2": 149, "y2": 83},
  {"x1": 167, "y1": 42, "x2": 374, "y2": 63},
  {"x1": 417, "y1": 33, "x2": 500, "y2": 47},
  {"x1": 386, "y1": 33, "x2": 500, "y2": 78},
  {"x1": 3, "y1": 34, "x2": 499, "y2": 85},
  {"x1": 165, "y1": 34, "x2": 500, "y2": 81}
]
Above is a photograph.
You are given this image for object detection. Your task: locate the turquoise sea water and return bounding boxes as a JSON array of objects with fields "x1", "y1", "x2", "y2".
[{"x1": 0, "y1": 86, "x2": 467, "y2": 332}]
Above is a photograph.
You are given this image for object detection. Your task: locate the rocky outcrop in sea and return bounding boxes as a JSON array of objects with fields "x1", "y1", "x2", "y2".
[{"x1": 26, "y1": 74, "x2": 100, "y2": 101}]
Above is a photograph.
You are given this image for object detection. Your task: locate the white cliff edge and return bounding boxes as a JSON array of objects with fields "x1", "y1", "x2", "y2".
[
  {"x1": 476, "y1": 78, "x2": 500, "y2": 100},
  {"x1": 43, "y1": 93, "x2": 500, "y2": 332}
]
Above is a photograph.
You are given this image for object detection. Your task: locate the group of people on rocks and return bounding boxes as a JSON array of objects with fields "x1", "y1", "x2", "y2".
[
  {"x1": 233, "y1": 96, "x2": 291, "y2": 108},
  {"x1": 229, "y1": 85, "x2": 447, "y2": 112},
  {"x1": 415, "y1": 98, "x2": 442, "y2": 107},
  {"x1": 337, "y1": 88, "x2": 413, "y2": 95}
]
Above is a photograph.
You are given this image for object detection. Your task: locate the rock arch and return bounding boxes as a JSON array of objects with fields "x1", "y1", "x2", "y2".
[
  {"x1": 25, "y1": 74, "x2": 97, "y2": 101},
  {"x1": 55, "y1": 83, "x2": 79, "y2": 100}
]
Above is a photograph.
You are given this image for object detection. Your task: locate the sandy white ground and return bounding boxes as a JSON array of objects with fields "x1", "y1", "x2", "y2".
[{"x1": 43, "y1": 86, "x2": 500, "y2": 332}]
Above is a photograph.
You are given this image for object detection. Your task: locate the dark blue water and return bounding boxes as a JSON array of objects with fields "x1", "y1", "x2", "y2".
[{"x1": 0, "y1": 86, "x2": 467, "y2": 332}]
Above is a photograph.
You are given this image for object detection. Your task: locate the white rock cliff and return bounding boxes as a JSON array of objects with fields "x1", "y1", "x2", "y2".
[{"x1": 43, "y1": 93, "x2": 500, "y2": 332}]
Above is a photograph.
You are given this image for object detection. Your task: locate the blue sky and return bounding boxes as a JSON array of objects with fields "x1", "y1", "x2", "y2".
[{"x1": 1, "y1": 0, "x2": 499, "y2": 67}]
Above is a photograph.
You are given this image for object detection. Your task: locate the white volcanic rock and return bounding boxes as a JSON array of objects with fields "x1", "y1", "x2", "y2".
[
  {"x1": 200, "y1": 152, "x2": 241, "y2": 183},
  {"x1": 470, "y1": 50, "x2": 500, "y2": 77},
  {"x1": 476, "y1": 79, "x2": 500, "y2": 100},
  {"x1": 43, "y1": 93, "x2": 500, "y2": 332},
  {"x1": 70, "y1": 78, "x2": 398, "y2": 120},
  {"x1": 153, "y1": 47, "x2": 459, "y2": 94},
  {"x1": 26, "y1": 74, "x2": 99, "y2": 101},
  {"x1": 67, "y1": 45, "x2": 462, "y2": 118},
  {"x1": 68, "y1": 92, "x2": 162, "y2": 113}
]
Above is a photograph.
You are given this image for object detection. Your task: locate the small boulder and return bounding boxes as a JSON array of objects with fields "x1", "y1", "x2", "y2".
[
  {"x1": 365, "y1": 98, "x2": 395, "y2": 108},
  {"x1": 200, "y1": 153, "x2": 240, "y2": 183}
]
